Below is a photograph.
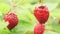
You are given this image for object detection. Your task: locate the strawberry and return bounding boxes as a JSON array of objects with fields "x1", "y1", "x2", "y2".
[
  {"x1": 34, "y1": 24, "x2": 45, "y2": 34},
  {"x1": 4, "y1": 12, "x2": 18, "y2": 30},
  {"x1": 34, "y1": 5, "x2": 49, "y2": 24}
]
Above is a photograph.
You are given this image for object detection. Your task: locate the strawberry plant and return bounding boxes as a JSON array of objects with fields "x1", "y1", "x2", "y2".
[{"x1": 0, "y1": 0, "x2": 60, "y2": 34}]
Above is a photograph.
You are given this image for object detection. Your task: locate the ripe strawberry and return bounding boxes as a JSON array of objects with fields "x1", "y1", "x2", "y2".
[
  {"x1": 34, "y1": 5, "x2": 49, "y2": 24},
  {"x1": 4, "y1": 12, "x2": 18, "y2": 30},
  {"x1": 34, "y1": 24, "x2": 45, "y2": 34}
]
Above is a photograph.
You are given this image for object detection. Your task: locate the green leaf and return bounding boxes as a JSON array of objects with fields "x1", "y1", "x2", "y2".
[
  {"x1": 0, "y1": 21, "x2": 8, "y2": 30},
  {"x1": 0, "y1": 3, "x2": 10, "y2": 14},
  {"x1": 25, "y1": 31, "x2": 34, "y2": 34},
  {"x1": 45, "y1": 3, "x2": 58, "y2": 11},
  {"x1": 0, "y1": 28, "x2": 10, "y2": 34},
  {"x1": 0, "y1": 20, "x2": 10, "y2": 34},
  {"x1": 44, "y1": 31, "x2": 58, "y2": 34},
  {"x1": 51, "y1": 8, "x2": 60, "y2": 19},
  {"x1": 52, "y1": 19, "x2": 60, "y2": 33},
  {"x1": 0, "y1": 0, "x2": 7, "y2": 2},
  {"x1": 44, "y1": 0, "x2": 60, "y2": 3}
]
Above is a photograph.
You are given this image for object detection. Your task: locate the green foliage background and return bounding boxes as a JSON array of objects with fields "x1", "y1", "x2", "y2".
[{"x1": 0, "y1": 0, "x2": 60, "y2": 34}]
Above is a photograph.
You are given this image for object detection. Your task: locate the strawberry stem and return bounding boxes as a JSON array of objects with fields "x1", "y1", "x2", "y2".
[
  {"x1": 37, "y1": 0, "x2": 44, "y2": 4},
  {"x1": 10, "y1": 0, "x2": 15, "y2": 12}
]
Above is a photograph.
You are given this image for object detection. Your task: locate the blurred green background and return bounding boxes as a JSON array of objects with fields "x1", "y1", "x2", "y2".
[{"x1": 0, "y1": 0, "x2": 60, "y2": 34}]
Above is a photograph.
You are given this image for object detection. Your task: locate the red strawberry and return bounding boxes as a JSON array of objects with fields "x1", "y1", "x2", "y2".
[
  {"x1": 4, "y1": 12, "x2": 18, "y2": 30},
  {"x1": 34, "y1": 24, "x2": 45, "y2": 34},
  {"x1": 34, "y1": 5, "x2": 49, "y2": 24}
]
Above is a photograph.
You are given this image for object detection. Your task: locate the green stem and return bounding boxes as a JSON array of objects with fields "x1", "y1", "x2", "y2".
[
  {"x1": 38, "y1": 0, "x2": 44, "y2": 4},
  {"x1": 10, "y1": 0, "x2": 15, "y2": 12}
]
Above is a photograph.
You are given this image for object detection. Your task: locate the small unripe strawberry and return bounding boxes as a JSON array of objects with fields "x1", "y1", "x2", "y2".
[
  {"x1": 34, "y1": 24, "x2": 45, "y2": 34},
  {"x1": 34, "y1": 5, "x2": 49, "y2": 24},
  {"x1": 4, "y1": 12, "x2": 18, "y2": 30}
]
